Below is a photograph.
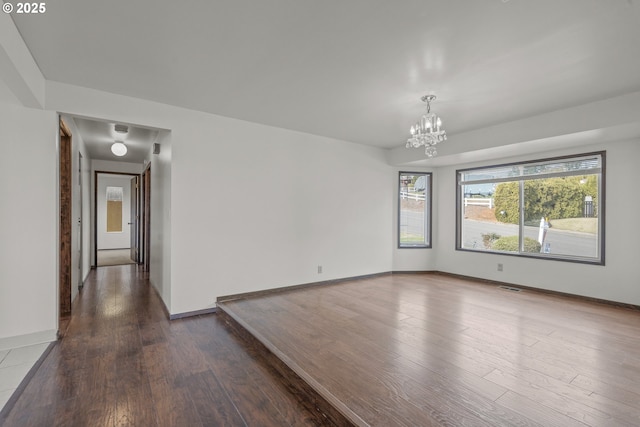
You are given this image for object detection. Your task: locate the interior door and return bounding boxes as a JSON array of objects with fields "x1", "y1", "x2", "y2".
[{"x1": 130, "y1": 176, "x2": 139, "y2": 262}]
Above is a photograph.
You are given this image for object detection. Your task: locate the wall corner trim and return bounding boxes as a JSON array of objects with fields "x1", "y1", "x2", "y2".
[{"x1": 169, "y1": 307, "x2": 217, "y2": 320}]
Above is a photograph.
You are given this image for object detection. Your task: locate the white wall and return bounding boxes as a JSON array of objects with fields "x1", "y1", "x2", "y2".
[
  {"x1": 96, "y1": 174, "x2": 133, "y2": 250},
  {"x1": 148, "y1": 131, "x2": 172, "y2": 309},
  {"x1": 170, "y1": 120, "x2": 392, "y2": 314},
  {"x1": 0, "y1": 76, "x2": 20, "y2": 105},
  {"x1": 46, "y1": 81, "x2": 393, "y2": 315},
  {"x1": 435, "y1": 140, "x2": 640, "y2": 306},
  {"x1": 0, "y1": 15, "x2": 56, "y2": 348},
  {"x1": 0, "y1": 103, "x2": 57, "y2": 346}
]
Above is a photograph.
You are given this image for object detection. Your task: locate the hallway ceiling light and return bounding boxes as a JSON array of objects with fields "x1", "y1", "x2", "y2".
[
  {"x1": 111, "y1": 141, "x2": 127, "y2": 156},
  {"x1": 406, "y1": 95, "x2": 447, "y2": 158}
]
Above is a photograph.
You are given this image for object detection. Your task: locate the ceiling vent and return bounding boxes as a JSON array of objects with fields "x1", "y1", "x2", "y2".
[{"x1": 114, "y1": 124, "x2": 129, "y2": 134}]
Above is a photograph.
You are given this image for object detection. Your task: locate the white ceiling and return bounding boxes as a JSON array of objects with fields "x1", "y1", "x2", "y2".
[
  {"x1": 70, "y1": 117, "x2": 159, "y2": 164},
  {"x1": 10, "y1": 0, "x2": 640, "y2": 153}
]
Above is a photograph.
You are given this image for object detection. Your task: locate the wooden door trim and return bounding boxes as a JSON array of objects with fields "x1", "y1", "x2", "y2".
[{"x1": 59, "y1": 118, "x2": 72, "y2": 320}]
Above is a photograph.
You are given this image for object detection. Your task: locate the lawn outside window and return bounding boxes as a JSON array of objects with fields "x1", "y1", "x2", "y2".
[
  {"x1": 399, "y1": 172, "x2": 432, "y2": 248},
  {"x1": 456, "y1": 152, "x2": 604, "y2": 265}
]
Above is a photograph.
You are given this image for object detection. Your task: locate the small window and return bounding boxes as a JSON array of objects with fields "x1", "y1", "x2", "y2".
[
  {"x1": 456, "y1": 152, "x2": 604, "y2": 264},
  {"x1": 399, "y1": 172, "x2": 432, "y2": 248},
  {"x1": 106, "y1": 186, "x2": 123, "y2": 232}
]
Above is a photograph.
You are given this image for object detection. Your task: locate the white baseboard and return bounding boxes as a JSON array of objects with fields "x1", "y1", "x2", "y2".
[{"x1": 0, "y1": 329, "x2": 57, "y2": 352}]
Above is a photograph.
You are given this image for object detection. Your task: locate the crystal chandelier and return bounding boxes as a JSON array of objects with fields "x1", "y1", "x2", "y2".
[{"x1": 406, "y1": 94, "x2": 447, "y2": 157}]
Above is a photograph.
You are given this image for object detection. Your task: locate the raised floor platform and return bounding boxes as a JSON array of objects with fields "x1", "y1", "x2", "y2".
[{"x1": 217, "y1": 273, "x2": 640, "y2": 427}]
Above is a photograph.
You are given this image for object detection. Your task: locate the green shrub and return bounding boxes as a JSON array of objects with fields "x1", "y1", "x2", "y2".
[
  {"x1": 494, "y1": 176, "x2": 598, "y2": 224},
  {"x1": 492, "y1": 236, "x2": 541, "y2": 253},
  {"x1": 493, "y1": 182, "x2": 519, "y2": 224}
]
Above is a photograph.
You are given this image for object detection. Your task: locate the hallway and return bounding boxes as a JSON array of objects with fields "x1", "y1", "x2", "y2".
[{"x1": 0, "y1": 265, "x2": 336, "y2": 426}]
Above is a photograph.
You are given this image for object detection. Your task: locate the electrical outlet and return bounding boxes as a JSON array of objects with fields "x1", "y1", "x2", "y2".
[
  {"x1": 317, "y1": 265, "x2": 323, "y2": 274},
  {"x1": 497, "y1": 263, "x2": 503, "y2": 272}
]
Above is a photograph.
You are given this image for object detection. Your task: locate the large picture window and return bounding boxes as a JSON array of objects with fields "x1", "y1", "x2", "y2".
[
  {"x1": 456, "y1": 152, "x2": 604, "y2": 264},
  {"x1": 399, "y1": 172, "x2": 432, "y2": 248}
]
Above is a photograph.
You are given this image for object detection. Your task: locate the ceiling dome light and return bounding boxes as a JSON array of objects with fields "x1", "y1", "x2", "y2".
[{"x1": 111, "y1": 141, "x2": 127, "y2": 156}]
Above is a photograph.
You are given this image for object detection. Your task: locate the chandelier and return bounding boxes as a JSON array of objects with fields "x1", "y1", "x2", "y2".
[{"x1": 406, "y1": 94, "x2": 447, "y2": 157}]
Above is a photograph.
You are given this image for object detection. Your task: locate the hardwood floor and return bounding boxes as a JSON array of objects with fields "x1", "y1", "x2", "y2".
[
  {"x1": 0, "y1": 265, "x2": 345, "y2": 427},
  {"x1": 4, "y1": 268, "x2": 640, "y2": 426},
  {"x1": 219, "y1": 273, "x2": 640, "y2": 427}
]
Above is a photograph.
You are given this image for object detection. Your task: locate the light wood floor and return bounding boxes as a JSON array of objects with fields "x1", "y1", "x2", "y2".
[{"x1": 219, "y1": 273, "x2": 640, "y2": 427}]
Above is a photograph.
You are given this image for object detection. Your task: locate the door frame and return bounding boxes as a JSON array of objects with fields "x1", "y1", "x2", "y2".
[
  {"x1": 130, "y1": 176, "x2": 140, "y2": 262},
  {"x1": 59, "y1": 118, "x2": 72, "y2": 322},
  {"x1": 94, "y1": 171, "x2": 141, "y2": 267},
  {"x1": 142, "y1": 164, "x2": 151, "y2": 272},
  {"x1": 78, "y1": 152, "x2": 84, "y2": 290}
]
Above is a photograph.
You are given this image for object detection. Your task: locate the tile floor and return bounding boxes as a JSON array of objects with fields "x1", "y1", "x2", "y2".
[{"x1": 0, "y1": 343, "x2": 49, "y2": 412}]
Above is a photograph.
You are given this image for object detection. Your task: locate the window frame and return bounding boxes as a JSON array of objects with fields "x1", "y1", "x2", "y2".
[
  {"x1": 398, "y1": 171, "x2": 432, "y2": 249},
  {"x1": 455, "y1": 151, "x2": 605, "y2": 265}
]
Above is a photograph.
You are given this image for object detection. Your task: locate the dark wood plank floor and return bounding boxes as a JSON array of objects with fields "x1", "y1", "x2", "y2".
[
  {"x1": 219, "y1": 273, "x2": 640, "y2": 427},
  {"x1": 0, "y1": 265, "x2": 346, "y2": 427}
]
